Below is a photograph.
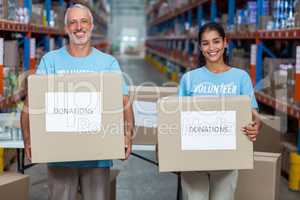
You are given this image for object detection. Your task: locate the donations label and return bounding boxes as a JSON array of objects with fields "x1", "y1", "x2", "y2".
[{"x1": 181, "y1": 111, "x2": 236, "y2": 150}]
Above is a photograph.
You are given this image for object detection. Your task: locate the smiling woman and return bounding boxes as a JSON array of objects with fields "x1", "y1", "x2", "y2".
[{"x1": 178, "y1": 22, "x2": 261, "y2": 200}]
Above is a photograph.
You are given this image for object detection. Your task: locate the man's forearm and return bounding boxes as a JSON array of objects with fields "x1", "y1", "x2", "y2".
[
  {"x1": 123, "y1": 96, "x2": 134, "y2": 136},
  {"x1": 21, "y1": 97, "x2": 31, "y2": 146}
]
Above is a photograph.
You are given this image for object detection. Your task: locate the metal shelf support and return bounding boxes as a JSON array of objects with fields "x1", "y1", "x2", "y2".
[
  {"x1": 197, "y1": 5, "x2": 203, "y2": 29},
  {"x1": 255, "y1": 41, "x2": 263, "y2": 89},
  {"x1": 228, "y1": 0, "x2": 235, "y2": 29},
  {"x1": 188, "y1": 10, "x2": 192, "y2": 28},
  {"x1": 262, "y1": 44, "x2": 276, "y2": 58},
  {"x1": 24, "y1": 0, "x2": 32, "y2": 17},
  {"x1": 210, "y1": 0, "x2": 217, "y2": 22},
  {"x1": 45, "y1": 0, "x2": 51, "y2": 26},
  {"x1": 256, "y1": 0, "x2": 263, "y2": 28},
  {"x1": 23, "y1": 0, "x2": 32, "y2": 71}
]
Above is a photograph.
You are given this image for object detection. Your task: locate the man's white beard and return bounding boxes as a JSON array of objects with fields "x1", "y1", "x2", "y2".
[{"x1": 68, "y1": 30, "x2": 92, "y2": 45}]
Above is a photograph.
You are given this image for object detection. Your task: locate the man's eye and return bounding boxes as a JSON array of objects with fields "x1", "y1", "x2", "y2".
[{"x1": 81, "y1": 19, "x2": 89, "y2": 24}]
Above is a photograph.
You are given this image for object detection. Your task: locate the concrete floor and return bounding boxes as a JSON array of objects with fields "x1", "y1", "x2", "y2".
[{"x1": 27, "y1": 56, "x2": 300, "y2": 200}]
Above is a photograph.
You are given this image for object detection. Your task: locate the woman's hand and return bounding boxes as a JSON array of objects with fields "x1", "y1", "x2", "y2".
[
  {"x1": 242, "y1": 109, "x2": 262, "y2": 142},
  {"x1": 242, "y1": 121, "x2": 260, "y2": 142}
]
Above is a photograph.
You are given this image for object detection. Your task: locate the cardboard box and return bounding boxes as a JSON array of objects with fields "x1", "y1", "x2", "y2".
[
  {"x1": 31, "y1": 3, "x2": 43, "y2": 25},
  {"x1": 235, "y1": 152, "x2": 281, "y2": 200},
  {"x1": 129, "y1": 86, "x2": 177, "y2": 145},
  {"x1": 0, "y1": 172, "x2": 29, "y2": 200},
  {"x1": 263, "y1": 58, "x2": 294, "y2": 78},
  {"x1": 254, "y1": 114, "x2": 282, "y2": 153},
  {"x1": 259, "y1": 16, "x2": 272, "y2": 29},
  {"x1": 157, "y1": 96, "x2": 253, "y2": 172},
  {"x1": 28, "y1": 73, "x2": 125, "y2": 163}
]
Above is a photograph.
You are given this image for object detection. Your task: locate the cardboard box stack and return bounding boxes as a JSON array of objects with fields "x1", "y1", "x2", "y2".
[
  {"x1": 229, "y1": 48, "x2": 250, "y2": 72},
  {"x1": 263, "y1": 58, "x2": 295, "y2": 102},
  {"x1": 52, "y1": 2, "x2": 66, "y2": 29},
  {"x1": 31, "y1": 2, "x2": 66, "y2": 28},
  {"x1": 3, "y1": 40, "x2": 19, "y2": 97},
  {"x1": 259, "y1": 15, "x2": 273, "y2": 30},
  {"x1": 31, "y1": 3, "x2": 43, "y2": 25},
  {"x1": 294, "y1": 1, "x2": 300, "y2": 27}
]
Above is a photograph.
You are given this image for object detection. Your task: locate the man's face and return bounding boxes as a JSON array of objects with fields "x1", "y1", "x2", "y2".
[{"x1": 65, "y1": 7, "x2": 93, "y2": 45}]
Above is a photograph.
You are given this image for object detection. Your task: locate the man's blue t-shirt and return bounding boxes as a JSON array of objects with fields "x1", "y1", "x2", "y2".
[
  {"x1": 178, "y1": 67, "x2": 258, "y2": 109},
  {"x1": 36, "y1": 46, "x2": 128, "y2": 168}
]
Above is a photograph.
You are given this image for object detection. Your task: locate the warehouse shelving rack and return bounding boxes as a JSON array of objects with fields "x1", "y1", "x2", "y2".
[{"x1": 145, "y1": 0, "x2": 300, "y2": 163}]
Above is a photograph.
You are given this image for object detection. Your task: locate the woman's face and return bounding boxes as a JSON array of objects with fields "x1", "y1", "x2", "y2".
[{"x1": 199, "y1": 30, "x2": 227, "y2": 64}]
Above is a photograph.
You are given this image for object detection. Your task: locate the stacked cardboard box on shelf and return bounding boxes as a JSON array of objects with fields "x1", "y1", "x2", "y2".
[
  {"x1": 3, "y1": 40, "x2": 20, "y2": 97},
  {"x1": 31, "y1": 3, "x2": 66, "y2": 28},
  {"x1": 31, "y1": 3, "x2": 43, "y2": 25},
  {"x1": 229, "y1": 48, "x2": 250, "y2": 71},
  {"x1": 263, "y1": 58, "x2": 295, "y2": 102},
  {"x1": 52, "y1": 3, "x2": 66, "y2": 29},
  {"x1": 259, "y1": 15, "x2": 273, "y2": 30},
  {"x1": 294, "y1": 1, "x2": 300, "y2": 27}
]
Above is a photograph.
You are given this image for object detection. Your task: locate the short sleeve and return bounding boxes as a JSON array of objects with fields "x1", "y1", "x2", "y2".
[
  {"x1": 35, "y1": 57, "x2": 48, "y2": 75},
  {"x1": 110, "y1": 59, "x2": 129, "y2": 96},
  {"x1": 241, "y1": 72, "x2": 258, "y2": 109},
  {"x1": 178, "y1": 74, "x2": 188, "y2": 96}
]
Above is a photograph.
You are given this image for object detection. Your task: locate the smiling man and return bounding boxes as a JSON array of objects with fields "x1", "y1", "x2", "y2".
[{"x1": 21, "y1": 4, "x2": 134, "y2": 200}]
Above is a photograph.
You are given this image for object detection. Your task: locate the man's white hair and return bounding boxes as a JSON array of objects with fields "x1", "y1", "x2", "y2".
[{"x1": 64, "y1": 4, "x2": 94, "y2": 25}]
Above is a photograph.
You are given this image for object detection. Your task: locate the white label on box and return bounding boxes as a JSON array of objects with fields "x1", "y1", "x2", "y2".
[
  {"x1": 45, "y1": 92, "x2": 102, "y2": 133},
  {"x1": 133, "y1": 101, "x2": 157, "y2": 128},
  {"x1": 181, "y1": 111, "x2": 236, "y2": 150}
]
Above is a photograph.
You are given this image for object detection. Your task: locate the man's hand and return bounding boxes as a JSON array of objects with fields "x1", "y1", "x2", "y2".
[
  {"x1": 124, "y1": 133, "x2": 132, "y2": 160},
  {"x1": 24, "y1": 143, "x2": 32, "y2": 161}
]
